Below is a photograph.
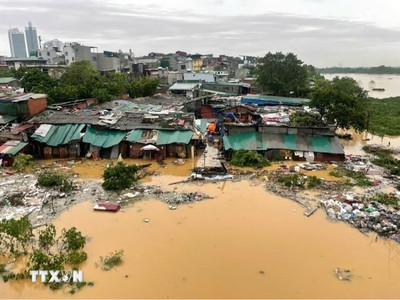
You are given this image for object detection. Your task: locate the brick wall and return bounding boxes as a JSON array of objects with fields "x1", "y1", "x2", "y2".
[{"x1": 27, "y1": 97, "x2": 47, "y2": 116}]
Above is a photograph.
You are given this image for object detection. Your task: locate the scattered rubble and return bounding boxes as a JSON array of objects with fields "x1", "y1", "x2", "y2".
[{"x1": 334, "y1": 268, "x2": 353, "y2": 282}]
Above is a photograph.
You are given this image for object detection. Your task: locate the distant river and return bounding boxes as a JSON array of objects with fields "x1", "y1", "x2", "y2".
[{"x1": 322, "y1": 73, "x2": 400, "y2": 99}]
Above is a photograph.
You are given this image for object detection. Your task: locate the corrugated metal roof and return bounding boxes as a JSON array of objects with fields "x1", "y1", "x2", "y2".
[
  {"x1": 83, "y1": 126, "x2": 127, "y2": 148},
  {"x1": 126, "y1": 129, "x2": 143, "y2": 143},
  {"x1": 32, "y1": 124, "x2": 85, "y2": 146},
  {"x1": 169, "y1": 82, "x2": 199, "y2": 91},
  {"x1": 241, "y1": 95, "x2": 310, "y2": 106},
  {"x1": 156, "y1": 130, "x2": 193, "y2": 145},
  {"x1": 0, "y1": 77, "x2": 18, "y2": 84},
  {"x1": 0, "y1": 115, "x2": 17, "y2": 124},
  {"x1": 0, "y1": 140, "x2": 28, "y2": 155},
  {"x1": 224, "y1": 132, "x2": 344, "y2": 154}
]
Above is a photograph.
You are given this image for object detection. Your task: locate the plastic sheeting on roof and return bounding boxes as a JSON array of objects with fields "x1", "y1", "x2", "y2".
[
  {"x1": 83, "y1": 126, "x2": 127, "y2": 148},
  {"x1": 223, "y1": 132, "x2": 344, "y2": 154},
  {"x1": 32, "y1": 124, "x2": 85, "y2": 147},
  {"x1": 156, "y1": 130, "x2": 193, "y2": 145},
  {"x1": 0, "y1": 140, "x2": 28, "y2": 155}
]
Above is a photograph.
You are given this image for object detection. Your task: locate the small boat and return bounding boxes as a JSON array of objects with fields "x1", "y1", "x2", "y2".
[
  {"x1": 93, "y1": 203, "x2": 121, "y2": 212},
  {"x1": 372, "y1": 88, "x2": 385, "y2": 91}
]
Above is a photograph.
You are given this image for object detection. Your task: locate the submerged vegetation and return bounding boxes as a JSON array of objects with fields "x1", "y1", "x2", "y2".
[
  {"x1": 12, "y1": 154, "x2": 33, "y2": 172},
  {"x1": 230, "y1": 150, "x2": 271, "y2": 168},
  {"x1": 329, "y1": 167, "x2": 372, "y2": 187},
  {"x1": 0, "y1": 218, "x2": 92, "y2": 293},
  {"x1": 99, "y1": 250, "x2": 124, "y2": 271},
  {"x1": 276, "y1": 174, "x2": 322, "y2": 189},
  {"x1": 102, "y1": 162, "x2": 140, "y2": 191},
  {"x1": 366, "y1": 97, "x2": 400, "y2": 136},
  {"x1": 362, "y1": 145, "x2": 400, "y2": 176}
]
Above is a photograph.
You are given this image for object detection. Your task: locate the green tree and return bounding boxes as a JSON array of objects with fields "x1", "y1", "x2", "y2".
[
  {"x1": 49, "y1": 85, "x2": 79, "y2": 103},
  {"x1": 60, "y1": 61, "x2": 103, "y2": 99},
  {"x1": 128, "y1": 77, "x2": 159, "y2": 98},
  {"x1": 289, "y1": 111, "x2": 327, "y2": 127},
  {"x1": 310, "y1": 77, "x2": 368, "y2": 131},
  {"x1": 38, "y1": 225, "x2": 56, "y2": 253},
  {"x1": 106, "y1": 73, "x2": 129, "y2": 97},
  {"x1": 15, "y1": 68, "x2": 56, "y2": 94},
  {"x1": 255, "y1": 52, "x2": 308, "y2": 96}
]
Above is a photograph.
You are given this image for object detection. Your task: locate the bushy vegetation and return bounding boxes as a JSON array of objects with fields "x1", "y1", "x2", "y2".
[
  {"x1": 12, "y1": 153, "x2": 33, "y2": 172},
  {"x1": 102, "y1": 162, "x2": 140, "y2": 190},
  {"x1": 366, "y1": 97, "x2": 400, "y2": 136},
  {"x1": 12, "y1": 62, "x2": 159, "y2": 104},
  {"x1": 37, "y1": 170, "x2": 73, "y2": 192},
  {"x1": 100, "y1": 250, "x2": 124, "y2": 271},
  {"x1": 372, "y1": 153, "x2": 400, "y2": 176},
  {"x1": 230, "y1": 150, "x2": 271, "y2": 168},
  {"x1": 277, "y1": 174, "x2": 322, "y2": 189}
]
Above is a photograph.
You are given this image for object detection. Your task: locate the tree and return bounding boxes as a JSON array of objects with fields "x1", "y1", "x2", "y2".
[
  {"x1": 310, "y1": 77, "x2": 368, "y2": 131},
  {"x1": 59, "y1": 61, "x2": 103, "y2": 99},
  {"x1": 106, "y1": 73, "x2": 129, "y2": 97},
  {"x1": 289, "y1": 111, "x2": 327, "y2": 127},
  {"x1": 128, "y1": 77, "x2": 159, "y2": 98},
  {"x1": 15, "y1": 68, "x2": 56, "y2": 94},
  {"x1": 255, "y1": 52, "x2": 308, "y2": 96},
  {"x1": 49, "y1": 85, "x2": 79, "y2": 103}
]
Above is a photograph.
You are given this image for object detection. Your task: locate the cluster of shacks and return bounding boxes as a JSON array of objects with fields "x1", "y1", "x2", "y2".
[{"x1": 0, "y1": 94, "x2": 203, "y2": 164}]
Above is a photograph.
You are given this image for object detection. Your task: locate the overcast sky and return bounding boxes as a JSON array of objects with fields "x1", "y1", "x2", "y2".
[{"x1": 1, "y1": 0, "x2": 400, "y2": 67}]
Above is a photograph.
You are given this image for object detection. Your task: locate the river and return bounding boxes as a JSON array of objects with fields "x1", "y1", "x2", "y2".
[
  {"x1": 322, "y1": 73, "x2": 400, "y2": 99},
  {"x1": 1, "y1": 178, "x2": 400, "y2": 298}
]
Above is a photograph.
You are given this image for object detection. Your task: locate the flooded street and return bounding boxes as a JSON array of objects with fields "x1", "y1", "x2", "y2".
[{"x1": 1, "y1": 180, "x2": 400, "y2": 298}]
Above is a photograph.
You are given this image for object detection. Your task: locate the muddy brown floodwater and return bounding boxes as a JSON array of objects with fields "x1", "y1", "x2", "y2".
[{"x1": 1, "y1": 180, "x2": 400, "y2": 299}]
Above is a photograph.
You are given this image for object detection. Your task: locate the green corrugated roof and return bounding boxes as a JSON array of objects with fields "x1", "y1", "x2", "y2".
[
  {"x1": 283, "y1": 134, "x2": 297, "y2": 150},
  {"x1": 83, "y1": 126, "x2": 127, "y2": 148},
  {"x1": 243, "y1": 94, "x2": 310, "y2": 104},
  {"x1": 311, "y1": 136, "x2": 332, "y2": 153},
  {"x1": 224, "y1": 132, "x2": 343, "y2": 154},
  {"x1": 126, "y1": 129, "x2": 143, "y2": 143},
  {"x1": 223, "y1": 132, "x2": 265, "y2": 151},
  {"x1": 0, "y1": 77, "x2": 18, "y2": 84},
  {"x1": 32, "y1": 124, "x2": 85, "y2": 146},
  {"x1": 156, "y1": 130, "x2": 193, "y2": 145},
  {"x1": 0, "y1": 141, "x2": 28, "y2": 155},
  {"x1": 0, "y1": 115, "x2": 17, "y2": 124}
]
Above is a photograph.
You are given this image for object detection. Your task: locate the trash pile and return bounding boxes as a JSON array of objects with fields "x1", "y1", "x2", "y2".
[{"x1": 320, "y1": 196, "x2": 400, "y2": 242}]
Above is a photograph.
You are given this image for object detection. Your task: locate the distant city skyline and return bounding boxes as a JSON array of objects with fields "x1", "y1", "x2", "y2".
[
  {"x1": 1, "y1": 0, "x2": 400, "y2": 67},
  {"x1": 25, "y1": 21, "x2": 39, "y2": 56}
]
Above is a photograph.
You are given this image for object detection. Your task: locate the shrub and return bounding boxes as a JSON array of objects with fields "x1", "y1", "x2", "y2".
[
  {"x1": 100, "y1": 250, "x2": 124, "y2": 271},
  {"x1": 66, "y1": 250, "x2": 88, "y2": 266},
  {"x1": 307, "y1": 176, "x2": 322, "y2": 188},
  {"x1": 230, "y1": 150, "x2": 270, "y2": 168},
  {"x1": 102, "y1": 162, "x2": 140, "y2": 191},
  {"x1": 37, "y1": 171, "x2": 72, "y2": 192},
  {"x1": 370, "y1": 193, "x2": 400, "y2": 209},
  {"x1": 277, "y1": 174, "x2": 306, "y2": 189},
  {"x1": 13, "y1": 154, "x2": 33, "y2": 172}
]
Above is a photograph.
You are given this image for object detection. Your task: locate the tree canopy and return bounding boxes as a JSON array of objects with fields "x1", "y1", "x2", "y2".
[
  {"x1": 8, "y1": 61, "x2": 159, "y2": 104},
  {"x1": 255, "y1": 52, "x2": 309, "y2": 97},
  {"x1": 310, "y1": 76, "x2": 368, "y2": 131}
]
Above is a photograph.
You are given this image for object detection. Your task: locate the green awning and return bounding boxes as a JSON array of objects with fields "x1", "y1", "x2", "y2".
[
  {"x1": 83, "y1": 126, "x2": 127, "y2": 148},
  {"x1": 0, "y1": 141, "x2": 28, "y2": 155},
  {"x1": 32, "y1": 124, "x2": 85, "y2": 147},
  {"x1": 223, "y1": 132, "x2": 265, "y2": 151},
  {"x1": 0, "y1": 115, "x2": 17, "y2": 124},
  {"x1": 126, "y1": 129, "x2": 143, "y2": 143},
  {"x1": 156, "y1": 130, "x2": 193, "y2": 145},
  {"x1": 283, "y1": 134, "x2": 297, "y2": 150},
  {"x1": 311, "y1": 136, "x2": 332, "y2": 153}
]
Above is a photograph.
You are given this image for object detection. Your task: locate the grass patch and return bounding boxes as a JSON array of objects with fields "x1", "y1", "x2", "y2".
[
  {"x1": 372, "y1": 153, "x2": 400, "y2": 176},
  {"x1": 100, "y1": 250, "x2": 124, "y2": 271},
  {"x1": 370, "y1": 193, "x2": 400, "y2": 209},
  {"x1": 230, "y1": 150, "x2": 270, "y2": 168},
  {"x1": 329, "y1": 167, "x2": 372, "y2": 186}
]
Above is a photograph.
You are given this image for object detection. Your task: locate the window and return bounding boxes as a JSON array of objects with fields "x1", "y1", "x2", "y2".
[
  {"x1": 47, "y1": 52, "x2": 50, "y2": 56},
  {"x1": 72, "y1": 57, "x2": 75, "y2": 61},
  {"x1": 92, "y1": 57, "x2": 97, "y2": 61},
  {"x1": 181, "y1": 65, "x2": 186, "y2": 70},
  {"x1": 65, "y1": 51, "x2": 68, "y2": 56}
]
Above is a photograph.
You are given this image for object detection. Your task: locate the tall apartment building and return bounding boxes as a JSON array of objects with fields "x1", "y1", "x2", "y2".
[{"x1": 8, "y1": 28, "x2": 27, "y2": 58}]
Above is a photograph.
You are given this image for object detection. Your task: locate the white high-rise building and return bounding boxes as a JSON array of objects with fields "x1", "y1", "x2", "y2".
[{"x1": 8, "y1": 28, "x2": 27, "y2": 58}]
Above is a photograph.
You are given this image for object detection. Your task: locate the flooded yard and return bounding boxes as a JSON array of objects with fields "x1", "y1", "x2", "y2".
[{"x1": 1, "y1": 180, "x2": 400, "y2": 299}]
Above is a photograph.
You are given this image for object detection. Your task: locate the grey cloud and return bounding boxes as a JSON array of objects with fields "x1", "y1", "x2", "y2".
[{"x1": 1, "y1": 0, "x2": 400, "y2": 66}]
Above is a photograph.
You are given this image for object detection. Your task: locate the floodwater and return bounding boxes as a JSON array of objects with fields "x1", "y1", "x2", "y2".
[
  {"x1": 2, "y1": 180, "x2": 400, "y2": 298},
  {"x1": 323, "y1": 73, "x2": 400, "y2": 99},
  {"x1": 337, "y1": 129, "x2": 400, "y2": 155}
]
